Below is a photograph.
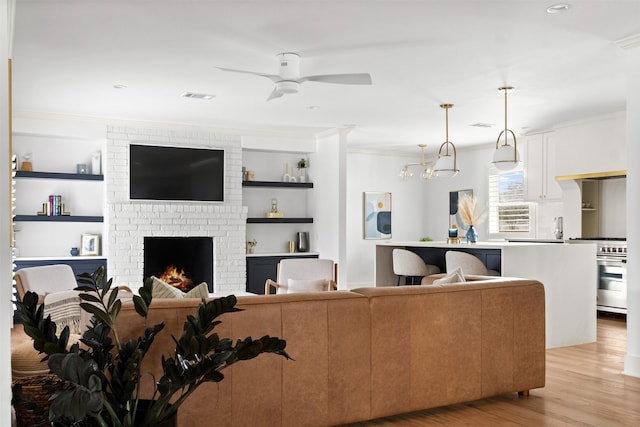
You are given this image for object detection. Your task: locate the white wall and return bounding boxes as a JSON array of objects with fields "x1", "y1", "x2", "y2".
[
  {"x1": 624, "y1": 43, "x2": 640, "y2": 378},
  {"x1": 313, "y1": 133, "x2": 344, "y2": 281},
  {"x1": 346, "y1": 150, "x2": 428, "y2": 287},
  {"x1": 421, "y1": 144, "x2": 494, "y2": 242},
  {"x1": 601, "y1": 178, "x2": 627, "y2": 237}
]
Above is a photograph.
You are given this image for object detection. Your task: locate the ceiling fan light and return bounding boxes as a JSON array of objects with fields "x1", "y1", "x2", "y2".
[
  {"x1": 492, "y1": 144, "x2": 520, "y2": 170},
  {"x1": 275, "y1": 81, "x2": 299, "y2": 94}
]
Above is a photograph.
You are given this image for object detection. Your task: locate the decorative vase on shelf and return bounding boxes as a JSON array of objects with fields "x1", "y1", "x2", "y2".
[
  {"x1": 466, "y1": 225, "x2": 478, "y2": 244},
  {"x1": 297, "y1": 158, "x2": 308, "y2": 182},
  {"x1": 298, "y1": 167, "x2": 307, "y2": 182}
]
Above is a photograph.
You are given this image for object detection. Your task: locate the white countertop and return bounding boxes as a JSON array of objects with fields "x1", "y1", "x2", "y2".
[{"x1": 376, "y1": 240, "x2": 579, "y2": 249}]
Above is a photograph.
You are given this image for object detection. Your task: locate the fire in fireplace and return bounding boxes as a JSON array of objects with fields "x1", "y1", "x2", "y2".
[
  {"x1": 158, "y1": 265, "x2": 194, "y2": 291},
  {"x1": 144, "y1": 237, "x2": 214, "y2": 292}
]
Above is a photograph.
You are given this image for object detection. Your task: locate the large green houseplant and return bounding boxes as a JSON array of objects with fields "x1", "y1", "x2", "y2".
[{"x1": 16, "y1": 266, "x2": 291, "y2": 426}]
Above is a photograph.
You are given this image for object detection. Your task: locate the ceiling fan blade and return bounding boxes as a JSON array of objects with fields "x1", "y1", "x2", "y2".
[
  {"x1": 216, "y1": 67, "x2": 282, "y2": 83},
  {"x1": 299, "y1": 73, "x2": 372, "y2": 85},
  {"x1": 266, "y1": 87, "x2": 284, "y2": 101}
]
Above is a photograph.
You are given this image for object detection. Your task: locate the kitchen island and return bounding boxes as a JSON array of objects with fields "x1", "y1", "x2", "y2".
[{"x1": 376, "y1": 240, "x2": 597, "y2": 348}]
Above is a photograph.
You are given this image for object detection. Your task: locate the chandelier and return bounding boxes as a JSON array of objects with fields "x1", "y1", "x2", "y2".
[
  {"x1": 399, "y1": 144, "x2": 435, "y2": 181},
  {"x1": 492, "y1": 86, "x2": 520, "y2": 170}
]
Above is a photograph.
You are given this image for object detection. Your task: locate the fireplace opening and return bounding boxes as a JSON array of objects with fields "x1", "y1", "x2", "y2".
[{"x1": 144, "y1": 237, "x2": 213, "y2": 293}]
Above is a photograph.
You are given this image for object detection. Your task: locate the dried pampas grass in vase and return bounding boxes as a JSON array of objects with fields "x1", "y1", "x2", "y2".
[{"x1": 457, "y1": 194, "x2": 487, "y2": 243}]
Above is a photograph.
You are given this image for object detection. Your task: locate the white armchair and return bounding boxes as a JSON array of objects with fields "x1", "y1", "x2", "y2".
[
  {"x1": 14, "y1": 264, "x2": 133, "y2": 335},
  {"x1": 14, "y1": 265, "x2": 84, "y2": 334},
  {"x1": 265, "y1": 258, "x2": 337, "y2": 294}
]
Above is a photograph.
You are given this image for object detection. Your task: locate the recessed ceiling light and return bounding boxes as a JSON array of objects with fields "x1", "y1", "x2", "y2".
[
  {"x1": 307, "y1": 105, "x2": 320, "y2": 110},
  {"x1": 546, "y1": 3, "x2": 570, "y2": 14},
  {"x1": 112, "y1": 84, "x2": 127, "y2": 89},
  {"x1": 181, "y1": 92, "x2": 215, "y2": 100}
]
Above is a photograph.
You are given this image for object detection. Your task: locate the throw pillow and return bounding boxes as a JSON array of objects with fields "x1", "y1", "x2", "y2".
[
  {"x1": 432, "y1": 267, "x2": 466, "y2": 285},
  {"x1": 151, "y1": 276, "x2": 209, "y2": 299},
  {"x1": 184, "y1": 282, "x2": 209, "y2": 299},
  {"x1": 284, "y1": 278, "x2": 328, "y2": 294}
]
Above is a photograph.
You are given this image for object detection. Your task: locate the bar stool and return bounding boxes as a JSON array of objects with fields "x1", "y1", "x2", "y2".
[{"x1": 392, "y1": 248, "x2": 440, "y2": 285}]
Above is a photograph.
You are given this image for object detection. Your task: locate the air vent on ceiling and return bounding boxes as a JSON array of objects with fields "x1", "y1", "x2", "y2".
[
  {"x1": 470, "y1": 123, "x2": 494, "y2": 128},
  {"x1": 181, "y1": 92, "x2": 215, "y2": 100}
]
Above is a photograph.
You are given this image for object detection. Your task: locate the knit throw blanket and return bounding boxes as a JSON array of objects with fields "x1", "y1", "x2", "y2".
[{"x1": 43, "y1": 290, "x2": 82, "y2": 335}]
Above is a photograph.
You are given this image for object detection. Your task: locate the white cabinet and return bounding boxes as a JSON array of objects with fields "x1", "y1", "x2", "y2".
[{"x1": 524, "y1": 132, "x2": 562, "y2": 201}]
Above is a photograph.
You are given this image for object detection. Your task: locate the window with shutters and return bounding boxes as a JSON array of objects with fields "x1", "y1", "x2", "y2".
[{"x1": 488, "y1": 166, "x2": 532, "y2": 235}]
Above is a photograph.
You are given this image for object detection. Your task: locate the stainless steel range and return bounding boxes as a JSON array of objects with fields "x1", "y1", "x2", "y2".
[{"x1": 571, "y1": 238, "x2": 627, "y2": 314}]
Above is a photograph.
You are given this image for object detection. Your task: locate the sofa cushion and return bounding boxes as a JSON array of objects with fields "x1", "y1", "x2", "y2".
[
  {"x1": 151, "y1": 276, "x2": 209, "y2": 299},
  {"x1": 432, "y1": 267, "x2": 465, "y2": 285}
]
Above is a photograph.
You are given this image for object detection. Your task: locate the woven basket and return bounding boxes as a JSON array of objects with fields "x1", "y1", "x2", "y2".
[{"x1": 12, "y1": 374, "x2": 66, "y2": 427}]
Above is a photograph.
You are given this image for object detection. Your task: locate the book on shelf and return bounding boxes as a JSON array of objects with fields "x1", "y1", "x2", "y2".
[{"x1": 47, "y1": 194, "x2": 63, "y2": 216}]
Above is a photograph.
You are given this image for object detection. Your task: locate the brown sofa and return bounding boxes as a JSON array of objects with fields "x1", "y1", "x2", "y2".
[{"x1": 114, "y1": 277, "x2": 545, "y2": 427}]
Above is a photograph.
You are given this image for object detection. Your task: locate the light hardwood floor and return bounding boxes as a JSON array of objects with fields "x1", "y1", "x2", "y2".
[{"x1": 340, "y1": 313, "x2": 640, "y2": 426}]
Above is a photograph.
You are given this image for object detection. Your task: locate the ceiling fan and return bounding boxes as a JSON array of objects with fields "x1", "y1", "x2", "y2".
[{"x1": 217, "y1": 52, "x2": 372, "y2": 101}]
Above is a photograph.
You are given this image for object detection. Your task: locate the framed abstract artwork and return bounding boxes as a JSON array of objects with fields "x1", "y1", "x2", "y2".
[
  {"x1": 363, "y1": 191, "x2": 392, "y2": 239},
  {"x1": 449, "y1": 189, "x2": 473, "y2": 235}
]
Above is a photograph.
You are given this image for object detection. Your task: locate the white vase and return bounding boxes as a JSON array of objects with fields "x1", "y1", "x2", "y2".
[{"x1": 298, "y1": 168, "x2": 307, "y2": 182}]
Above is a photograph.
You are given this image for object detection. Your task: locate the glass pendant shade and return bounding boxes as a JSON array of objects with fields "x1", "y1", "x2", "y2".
[
  {"x1": 399, "y1": 166, "x2": 413, "y2": 180},
  {"x1": 420, "y1": 165, "x2": 434, "y2": 181},
  {"x1": 434, "y1": 151, "x2": 458, "y2": 178},
  {"x1": 492, "y1": 142, "x2": 520, "y2": 170}
]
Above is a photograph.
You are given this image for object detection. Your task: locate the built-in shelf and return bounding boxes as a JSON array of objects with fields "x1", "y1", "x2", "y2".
[
  {"x1": 15, "y1": 171, "x2": 104, "y2": 181},
  {"x1": 247, "y1": 217, "x2": 313, "y2": 224},
  {"x1": 582, "y1": 208, "x2": 597, "y2": 212},
  {"x1": 14, "y1": 215, "x2": 104, "y2": 222},
  {"x1": 242, "y1": 180, "x2": 313, "y2": 189}
]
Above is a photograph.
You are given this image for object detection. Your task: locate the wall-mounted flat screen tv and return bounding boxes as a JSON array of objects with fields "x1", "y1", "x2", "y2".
[{"x1": 130, "y1": 144, "x2": 224, "y2": 202}]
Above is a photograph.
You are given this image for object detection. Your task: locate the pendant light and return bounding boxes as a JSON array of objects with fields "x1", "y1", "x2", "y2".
[
  {"x1": 492, "y1": 86, "x2": 520, "y2": 170},
  {"x1": 433, "y1": 104, "x2": 459, "y2": 178}
]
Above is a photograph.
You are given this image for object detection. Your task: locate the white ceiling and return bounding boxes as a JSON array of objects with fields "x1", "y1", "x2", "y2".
[{"x1": 10, "y1": 0, "x2": 640, "y2": 155}]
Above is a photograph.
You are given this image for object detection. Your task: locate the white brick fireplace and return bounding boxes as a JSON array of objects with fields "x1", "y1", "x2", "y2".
[{"x1": 106, "y1": 126, "x2": 247, "y2": 294}]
